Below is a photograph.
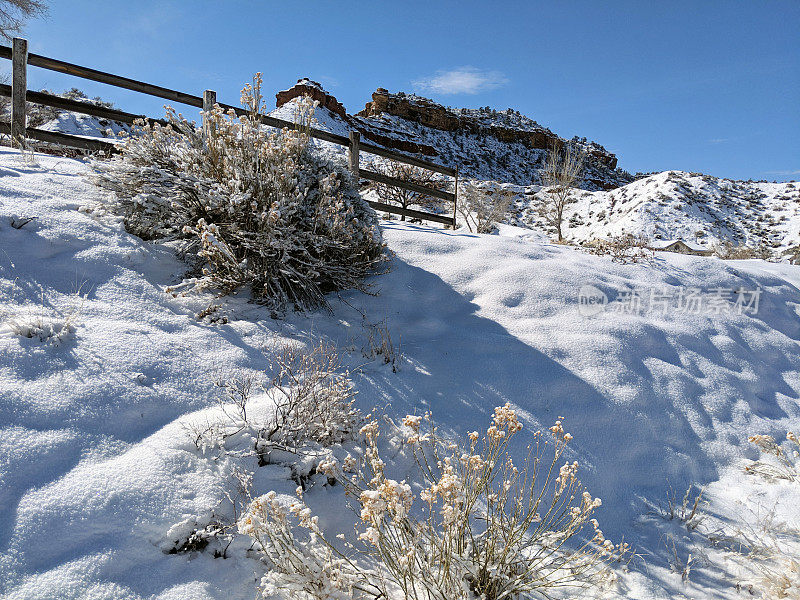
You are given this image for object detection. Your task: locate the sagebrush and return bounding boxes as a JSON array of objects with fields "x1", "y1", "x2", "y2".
[
  {"x1": 239, "y1": 406, "x2": 627, "y2": 599},
  {"x1": 93, "y1": 75, "x2": 385, "y2": 310}
]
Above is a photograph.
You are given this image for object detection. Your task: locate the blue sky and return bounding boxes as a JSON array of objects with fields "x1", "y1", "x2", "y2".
[{"x1": 11, "y1": 0, "x2": 800, "y2": 180}]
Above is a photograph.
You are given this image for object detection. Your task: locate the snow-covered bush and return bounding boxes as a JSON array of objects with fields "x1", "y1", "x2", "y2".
[
  {"x1": 4, "y1": 313, "x2": 75, "y2": 345},
  {"x1": 746, "y1": 432, "x2": 799, "y2": 483},
  {"x1": 92, "y1": 75, "x2": 385, "y2": 310},
  {"x1": 784, "y1": 245, "x2": 800, "y2": 265},
  {"x1": 1, "y1": 285, "x2": 83, "y2": 346},
  {"x1": 239, "y1": 490, "x2": 364, "y2": 599},
  {"x1": 712, "y1": 240, "x2": 773, "y2": 260},
  {"x1": 185, "y1": 339, "x2": 360, "y2": 462},
  {"x1": 161, "y1": 517, "x2": 231, "y2": 557},
  {"x1": 239, "y1": 405, "x2": 627, "y2": 600}
]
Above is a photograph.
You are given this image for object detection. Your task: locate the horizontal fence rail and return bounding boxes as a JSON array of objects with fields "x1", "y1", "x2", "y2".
[
  {"x1": 0, "y1": 45, "x2": 204, "y2": 108},
  {"x1": 0, "y1": 120, "x2": 116, "y2": 152},
  {"x1": 359, "y1": 140, "x2": 457, "y2": 176},
  {"x1": 366, "y1": 201, "x2": 456, "y2": 226},
  {"x1": 0, "y1": 84, "x2": 169, "y2": 126},
  {"x1": 0, "y1": 39, "x2": 458, "y2": 227},
  {"x1": 359, "y1": 168, "x2": 455, "y2": 203}
]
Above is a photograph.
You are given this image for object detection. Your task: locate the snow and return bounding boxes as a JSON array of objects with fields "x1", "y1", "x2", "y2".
[
  {"x1": 0, "y1": 147, "x2": 799, "y2": 599},
  {"x1": 513, "y1": 170, "x2": 800, "y2": 251},
  {"x1": 269, "y1": 102, "x2": 351, "y2": 140},
  {"x1": 38, "y1": 112, "x2": 127, "y2": 139}
]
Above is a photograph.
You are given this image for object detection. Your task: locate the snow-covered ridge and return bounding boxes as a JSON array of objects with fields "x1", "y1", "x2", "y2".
[
  {"x1": 512, "y1": 170, "x2": 800, "y2": 251},
  {"x1": 271, "y1": 80, "x2": 629, "y2": 189},
  {"x1": 352, "y1": 87, "x2": 630, "y2": 190}
]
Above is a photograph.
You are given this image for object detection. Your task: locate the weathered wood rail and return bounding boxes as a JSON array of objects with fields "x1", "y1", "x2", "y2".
[{"x1": 0, "y1": 38, "x2": 458, "y2": 227}]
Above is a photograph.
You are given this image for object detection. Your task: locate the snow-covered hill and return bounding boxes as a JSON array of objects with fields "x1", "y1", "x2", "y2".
[
  {"x1": 1, "y1": 147, "x2": 799, "y2": 599},
  {"x1": 513, "y1": 170, "x2": 800, "y2": 252}
]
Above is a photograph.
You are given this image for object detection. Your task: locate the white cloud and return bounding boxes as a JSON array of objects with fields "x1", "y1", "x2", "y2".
[
  {"x1": 412, "y1": 66, "x2": 509, "y2": 95},
  {"x1": 764, "y1": 169, "x2": 800, "y2": 176}
]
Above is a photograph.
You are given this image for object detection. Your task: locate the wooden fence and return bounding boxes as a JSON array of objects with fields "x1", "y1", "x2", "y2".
[{"x1": 0, "y1": 38, "x2": 458, "y2": 227}]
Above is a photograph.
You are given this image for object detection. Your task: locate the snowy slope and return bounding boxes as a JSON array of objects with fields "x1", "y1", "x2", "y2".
[
  {"x1": 1, "y1": 149, "x2": 799, "y2": 599},
  {"x1": 512, "y1": 170, "x2": 800, "y2": 252}
]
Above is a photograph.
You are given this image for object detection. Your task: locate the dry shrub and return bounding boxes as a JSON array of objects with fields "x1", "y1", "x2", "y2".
[
  {"x1": 370, "y1": 161, "x2": 448, "y2": 221},
  {"x1": 362, "y1": 319, "x2": 401, "y2": 372},
  {"x1": 5, "y1": 314, "x2": 76, "y2": 345},
  {"x1": 746, "y1": 433, "x2": 799, "y2": 483},
  {"x1": 784, "y1": 245, "x2": 800, "y2": 265},
  {"x1": 457, "y1": 182, "x2": 514, "y2": 233},
  {"x1": 238, "y1": 489, "x2": 366, "y2": 599},
  {"x1": 239, "y1": 406, "x2": 627, "y2": 600},
  {"x1": 713, "y1": 240, "x2": 773, "y2": 260},
  {"x1": 656, "y1": 485, "x2": 706, "y2": 532},
  {"x1": 92, "y1": 75, "x2": 385, "y2": 311},
  {"x1": 259, "y1": 340, "x2": 360, "y2": 451},
  {"x1": 741, "y1": 432, "x2": 800, "y2": 599},
  {"x1": 1, "y1": 282, "x2": 85, "y2": 346},
  {"x1": 184, "y1": 339, "x2": 360, "y2": 464},
  {"x1": 587, "y1": 233, "x2": 652, "y2": 263}
]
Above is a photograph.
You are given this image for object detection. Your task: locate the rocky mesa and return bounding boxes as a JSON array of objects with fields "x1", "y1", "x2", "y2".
[{"x1": 275, "y1": 80, "x2": 631, "y2": 190}]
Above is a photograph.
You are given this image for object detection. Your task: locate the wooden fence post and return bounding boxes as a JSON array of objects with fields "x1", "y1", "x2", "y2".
[
  {"x1": 452, "y1": 167, "x2": 459, "y2": 229},
  {"x1": 202, "y1": 89, "x2": 216, "y2": 138},
  {"x1": 11, "y1": 37, "x2": 28, "y2": 149},
  {"x1": 348, "y1": 130, "x2": 360, "y2": 177}
]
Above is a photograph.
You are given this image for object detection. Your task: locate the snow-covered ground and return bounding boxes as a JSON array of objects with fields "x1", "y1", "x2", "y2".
[{"x1": 1, "y1": 147, "x2": 798, "y2": 599}]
